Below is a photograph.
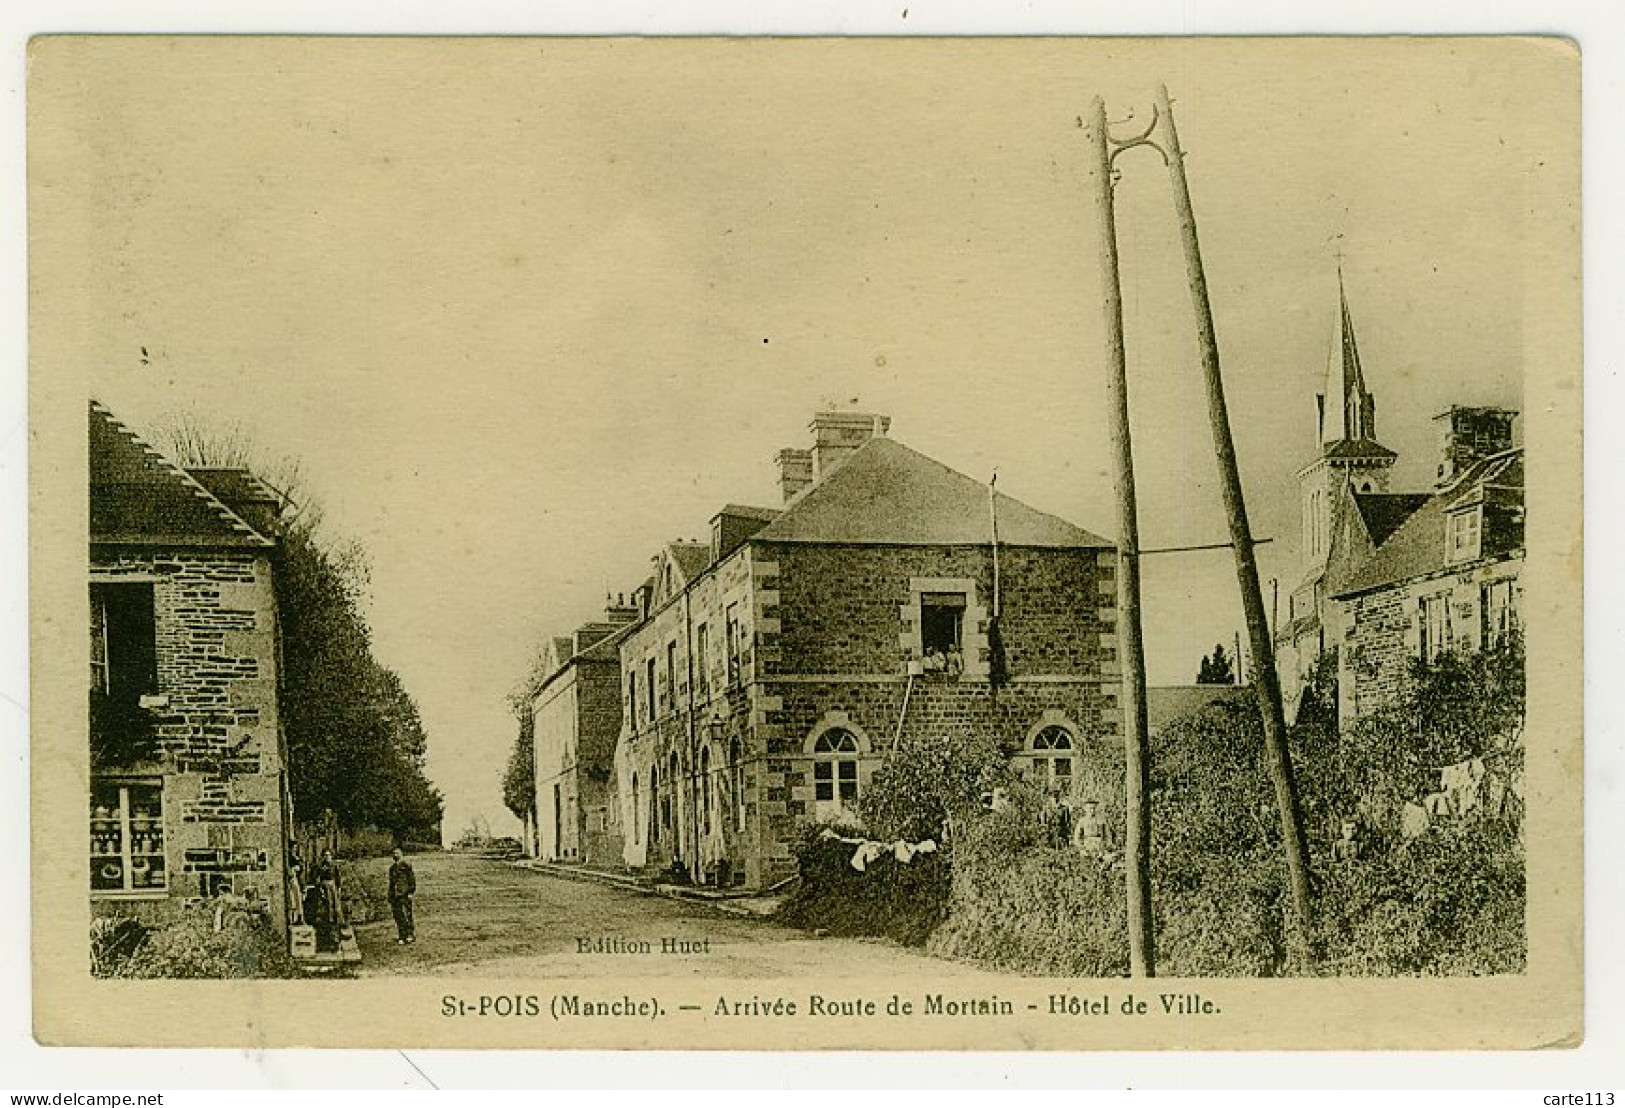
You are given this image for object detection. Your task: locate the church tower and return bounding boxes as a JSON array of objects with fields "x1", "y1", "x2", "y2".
[
  {"x1": 1278, "y1": 275, "x2": 1399, "y2": 721},
  {"x1": 1294, "y1": 273, "x2": 1397, "y2": 586}
]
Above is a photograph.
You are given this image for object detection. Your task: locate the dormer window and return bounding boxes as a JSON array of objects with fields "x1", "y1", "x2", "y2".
[{"x1": 1446, "y1": 506, "x2": 1482, "y2": 563}]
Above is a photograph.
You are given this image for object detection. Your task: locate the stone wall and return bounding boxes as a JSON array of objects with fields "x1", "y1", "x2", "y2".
[
  {"x1": 1337, "y1": 555, "x2": 1524, "y2": 721},
  {"x1": 90, "y1": 549, "x2": 289, "y2": 933},
  {"x1": 612, "y1": 538, "x2": 1120, "y2": 889}
]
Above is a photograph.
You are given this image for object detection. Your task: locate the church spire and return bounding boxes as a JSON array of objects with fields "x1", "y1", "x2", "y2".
[{"x1": 1320, "y1": 268, "x2": 1379, "y2": 447}]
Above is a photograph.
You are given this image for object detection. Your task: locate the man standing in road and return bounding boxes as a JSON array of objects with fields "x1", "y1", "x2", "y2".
[{"x1": 388, "y1": 848, "x2": 417, "y2": 945}]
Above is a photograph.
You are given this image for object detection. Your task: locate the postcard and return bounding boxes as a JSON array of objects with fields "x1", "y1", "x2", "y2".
[{"x1": 29, "y1": 35, "x2": 1580, "y2": 1049}]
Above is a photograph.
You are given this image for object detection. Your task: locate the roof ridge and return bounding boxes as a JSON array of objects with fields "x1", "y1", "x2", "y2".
[
  {"x1": 757, "y1": 435, "x2": 1110, "y2": 548},
  {"x1": 90, "y1": 400, "x2": 273, "y2": 547}
]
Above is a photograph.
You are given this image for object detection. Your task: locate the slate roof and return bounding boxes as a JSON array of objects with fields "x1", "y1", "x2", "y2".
[
  {"x1": 1321, "y1": 438, "x2": 1398, "y2": 462},
  {"x1": 1331, "y1": 449, "x2": 1523, "y2": 599},
  {"x1": 715, "y1": 504, "x2": 780, "y2": 523},
  {"x1": 1146, "y1": 685, "x2": 1249, "y2": 734},
  {"x1": 90, "y1": 401, "x2": 273, "y2": 549},
  {"x1": 1350, "y1": 492, "x2": 1432, "y2": 547},
  {"x1": 751, "y1": 437, "x2": 1110, "y2": 548},
  {"x1": 667, "y1": 542, "x2": 712, "y2": 584}
]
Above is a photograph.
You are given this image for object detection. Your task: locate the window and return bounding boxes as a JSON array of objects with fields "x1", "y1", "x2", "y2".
[
  {"x1": 648, "y1": 766, "x2": 660, "y2": 843},
  {"x1": 1447, "y1": 507, "x2": 1482, "y2": 563},
  {"x1": 1419, "y1": 591, "x2": 1452, "y2": 664},
  {"x1": 645, "y1": 658, "x2": 657, "y2": 721},
  {"x1": 725, "y1": 603, "x2": 743, "y2": 685},
  {"x1": 666, "y1": 640, "x2": 678, "y2": 709},
  {"x1": 90, "y1": 780, "x2": 165, "y2": 895},
  {"x1": 696, "y1": 623, "x2": 710, "y2": 697},
  {"x1": 812, "y1": 729, "x2": 861, "y2": 814},
  {"x1": 919, "y1": 592, "x2": 966, "y2": 657},
  {"x1": 731, "y1": 739, "x2": 746, "y2": 832},
  {"x1": 90, "y1": 584, "x2": 158, "y2": 765},
  {"x1": 666, "y1": 753, "x2": 680, "y2": 839},
  {"x1": 90, "y1": 583, "x2": 157, "y2": 699},
  {"x1": 1030, "y1": 725, "x2": 1075, "y2": 794},
  {"x1": 699, "y1": 747, "x2": 712, "y2": 835},
  {"x1": 1482, "y1": 579, "x2": 1519, "y2": 647},
  {"x1": 627, "y1": 670, "x2": 638, "y2": 729},
  {"x1": 630, "y1": 774, "x2": 640, "y2": 844}
]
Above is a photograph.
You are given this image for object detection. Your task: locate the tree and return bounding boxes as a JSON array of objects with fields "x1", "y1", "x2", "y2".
[
  {"x1": 501, "y1": 641, "x2": 555, "y2": 842},
  {"x1": 165, "y1": 419, "x2": 443, "y2": 841},
  {"x1": 501, "y1": 698, "x2": 537, "y2": 827},
  {"x1": 1196, "y1": 642, "x2": 1235, "y2": 685}
]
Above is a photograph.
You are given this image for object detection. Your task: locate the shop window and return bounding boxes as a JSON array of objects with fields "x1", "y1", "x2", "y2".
[
  {"x1": 813, "y1": 728, "x2": 861, "y2": 815},
  {"x1": 90, "y1": 780, "x2": 166, "y2": 896}
]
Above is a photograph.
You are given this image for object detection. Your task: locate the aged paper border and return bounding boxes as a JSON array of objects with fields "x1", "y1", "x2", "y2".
[{"x1": 21, "y1": 32, "x2": 1584, "y2": 1059}]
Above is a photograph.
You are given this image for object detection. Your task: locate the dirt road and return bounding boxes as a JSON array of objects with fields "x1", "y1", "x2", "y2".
[{"x1": 347, "y1": 852, "x2": 1006, "y2": 982}]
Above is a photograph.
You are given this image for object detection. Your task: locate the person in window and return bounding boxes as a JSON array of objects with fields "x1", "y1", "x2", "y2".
[
  {"x1": 922, "y1": 649, "x2": 946, "y2": 675},
  {"x1": 945, "y1": 644, "x2": 964, "y2": 677},
  {"x1": 388, "y1": 848, "x2": 417, "y2": 945}
]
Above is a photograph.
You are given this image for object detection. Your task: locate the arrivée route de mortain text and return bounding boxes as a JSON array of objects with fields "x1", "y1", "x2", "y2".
[{"x1": 440, "y1": 993, "x2": 1222, "y2": 1021}]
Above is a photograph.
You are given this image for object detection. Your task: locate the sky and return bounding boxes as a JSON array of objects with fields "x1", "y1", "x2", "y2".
[{"x1": 34, "y1": 37, "x2": 1553, "y2": 841}]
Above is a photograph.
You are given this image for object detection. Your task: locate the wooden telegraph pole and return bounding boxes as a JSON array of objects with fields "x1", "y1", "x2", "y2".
[
  {"x1": 1155, "y1": 85, "x2": 1317, "y2": 948},
  {"x1": 1086, "y1": 96, "x2": 1155, "y2": 977}
]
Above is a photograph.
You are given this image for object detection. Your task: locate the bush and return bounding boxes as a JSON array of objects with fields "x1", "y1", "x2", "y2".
[
  {"x1": 775, "y1": 823, "x2": 950, "y2": 947},
  {"x1": 1310, "y1": 820, "x2": 1525, "y2": 976},
  {"x1": 860, "y1": 731, "x2": 1014, "y2": 843},
  {"x1": 94, "y1": 902, "x2": 290, "y2": 979},
  {"x1": 928, "y1": 798, "x2": 1128, "y2": 977}
]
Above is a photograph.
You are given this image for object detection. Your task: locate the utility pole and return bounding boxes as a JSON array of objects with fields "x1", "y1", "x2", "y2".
[
  {"x1": 1086, "y1": 96, "x2": 1155, "y2": 977},
  {"x1": 1155, "y1": 85, "x2": 1316, "y2": 951}
]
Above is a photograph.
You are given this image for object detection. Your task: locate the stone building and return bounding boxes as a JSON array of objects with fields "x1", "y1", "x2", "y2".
[
  {"x1": 1273, "y1": 288, "x2": 1523, "y2": 723},
  {"x1": 89, "y1": 401, "x2": 294, "y2": 937},
  {"x1": 613, "y1": 411, "x2": 1119, "y2": 891},
  {"x1": 530, "y1": 604, "x2": 636, "y2": 866},
  {"x1": 1326, "y1": 425, "x2": 1523, "y2": 721}
]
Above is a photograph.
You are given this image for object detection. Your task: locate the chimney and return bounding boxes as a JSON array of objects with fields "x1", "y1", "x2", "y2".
[
  {"x1": 808, "y1": 410, "x2": 890, "y2": 480},
  {"x1": 603, "y1": 593, "x2": 639, "y2": 625},
  {"x1": 775, "y1": 448, "x2": 814, "y2": 503},
  {"x1": 1433, "y1": 406, "x2": 1517, "y2": 487}
]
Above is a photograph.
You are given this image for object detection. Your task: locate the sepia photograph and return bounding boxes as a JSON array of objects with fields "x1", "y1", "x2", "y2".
[{"x1": 27, "y1": 35, "x2": 1581, "y2": 1050}]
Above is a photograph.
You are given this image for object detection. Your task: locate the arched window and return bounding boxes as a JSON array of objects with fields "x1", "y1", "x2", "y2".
[
  {"x1": 700, "y1": 747, "x2": 712, "y2": 835},
  {"x1": 630, "y1": 773, "x2": 640, "y2": 845},
  {"x1": 813, "y1": 728, "x2": 861, "y2": 815},
  {"x1": 731, "y1": 739, "x2": 746, "y2": 832},
  {"x1": 1030, "y1": 725, "x2": 1075, "y2": 794}
]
